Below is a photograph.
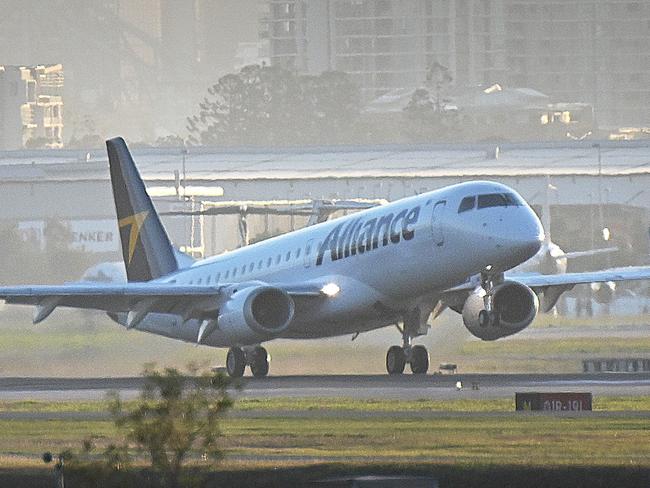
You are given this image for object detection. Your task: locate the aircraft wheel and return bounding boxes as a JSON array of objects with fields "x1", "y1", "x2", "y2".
[
  {"x1": 410, "y1": 345, "x2": 429, "y2": 374},
  {"x1": 250, "y1": 346, "x2": 270, "y2": 378},
  {"x1": 479, "y1": 310, "x2": 490, "y2": 327},
  {"x1": 479, "y1": 310, "x2": 499, "y2": 327},
  {"x1": 386, "y1": 345, "x2": 406, "y2": 375},
  {"x1": 489, "y1": 311, "x2": 500, "y2": 327},
  {"x1": 226, "y1": 347, "x2": 246, "y2": 378}
]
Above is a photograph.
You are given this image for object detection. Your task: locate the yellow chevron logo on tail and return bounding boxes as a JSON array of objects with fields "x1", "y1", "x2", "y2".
[{"x1": 118, "y1": 211, "x2": 149, "y2": 264}]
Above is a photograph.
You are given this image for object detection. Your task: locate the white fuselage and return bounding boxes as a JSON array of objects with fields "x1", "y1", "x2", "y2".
[{"x1": 122, "y1": 181, "x2": 544, "y2": 347}]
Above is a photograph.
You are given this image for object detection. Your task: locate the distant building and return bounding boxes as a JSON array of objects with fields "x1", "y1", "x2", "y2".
[
  {"x1": 264, "y1": 0, "x2": 650, "y2": 129},
  {"x1": 0, "y1": 0, "x2": 263, "y2": 141},
  {"x1": 234, "y1": 42, "x2": 270, "y2": 72},
  {"x1": 365, "y1": 83, "x2": 594, "y2": 142},
  {"x1": 0, "y1": 64, "x2": 64, "y2": 150}
]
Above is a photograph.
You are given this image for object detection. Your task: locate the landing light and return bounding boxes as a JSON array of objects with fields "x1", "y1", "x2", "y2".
[{"x1": 321, "y1": 283, "x2": 340, "y2": 297}]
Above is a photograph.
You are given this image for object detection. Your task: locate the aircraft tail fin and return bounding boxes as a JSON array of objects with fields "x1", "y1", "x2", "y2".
[{"x1": 106, "y1": 137, "x2": 179, "y2": 282}]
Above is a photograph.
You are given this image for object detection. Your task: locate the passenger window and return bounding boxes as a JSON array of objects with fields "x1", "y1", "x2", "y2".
[
  {"x1": 258, "y1": 260, "x2": 263, "y2": 270},
  {"x1": 241, "y1": 265, "x2": 246, "y2": 274},
  {"x1": 224, "y1": 270, "x2": 229, "y2": 279},
  {"x1": 206, "y1": 276, "x2": 211, "y2": 284},
  {"x1": 233, "y1": 268, "x2": 237, "y2": 277},
  {"x1": 458, "y1": 196, "x2": 476, "y2": 213},
  {"x1": 306, "y1": 243, "x2": 311, "y2": 255},
  {"x1": 267, "y1": 257, "x2": 272, "y2": 267},
  {"x1": 216, "y1": 272, "x2": 221, "y2": 282},
  {"x1": 276, "y1": 254, "x2": 281, "y2": 265},
  {"x1": 197, "y1": 278, "x2": 202, "y2": 285},
  {"x1": 296, "y1": 248, "x2": 301, "y2": 258},
  {"x1": 249, "y1": 263, "x2": 254, "y2": 272},
  {"x1": 286, "y1": 251, "x2": 291, "y2": 261}
]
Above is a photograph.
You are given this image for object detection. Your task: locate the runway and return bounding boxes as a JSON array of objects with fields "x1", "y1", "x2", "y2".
[{"x1": 1, "y1": 373, "x2": 649, "y2": 401}]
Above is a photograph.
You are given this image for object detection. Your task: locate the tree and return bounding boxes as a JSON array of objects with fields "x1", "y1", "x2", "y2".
[
  {"x1": 108, "y1": 364, "x2": 235, "y2": 488},
  {"x1": 404, "y1": 88, "x2": 435, "y2": 116},
  {"x1": 42, "y1": 218, "x2": 95, "y2": 283},
  {"x1": 0, "y1": 220, "x2": 94, "y2": 284},
  {"x1": 153, "y1": 135, "x2": 186, "y2": 148},
  {"x1": 403, "y1": 62, "x2": 458, "y2": 142},
  {"x1": 187, "y1": 64, "x2": 362, "y2": 146},
  {"x1": 187, "y1": 69, "x2": 265, "y2": 146},
  {"x1": 303, "y1": 70, "x2": 361, "y2": 143},
  {"x1": 426, "y1": 61, "x2": 453, "y2": 113}
]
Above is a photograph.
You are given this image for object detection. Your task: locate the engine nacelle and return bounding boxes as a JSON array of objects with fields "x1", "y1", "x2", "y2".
[
  {"x1": 218, "y1": 285, "x2": 295, "y2": 345},
  {"x1": 462, "y1": 280, "x2": 539, "y2": 341}
]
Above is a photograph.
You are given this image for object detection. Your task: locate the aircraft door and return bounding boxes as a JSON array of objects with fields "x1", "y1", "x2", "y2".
[
  {"x1": 304, "y1": 239, "x2": 315, "y2": 268},
  {"x1": 431, "y1": 200, "x2": 446, "y2": 246}
]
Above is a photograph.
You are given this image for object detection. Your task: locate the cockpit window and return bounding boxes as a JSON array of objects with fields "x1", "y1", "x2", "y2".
[
  {"x1": 477, "y1": 193, "x2": 523, "y2": 209},
  {"x1": 458, "y1": 196, "x2": 476, "y2": 213}
]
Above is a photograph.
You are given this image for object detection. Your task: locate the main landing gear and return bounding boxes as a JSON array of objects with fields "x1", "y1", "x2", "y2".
[
  {"x1": 226, "y1": 345, "x2": 270, "y2": 378},
  {"x1": 386, "y1": 325, "x2": 429, "y2": 375}
]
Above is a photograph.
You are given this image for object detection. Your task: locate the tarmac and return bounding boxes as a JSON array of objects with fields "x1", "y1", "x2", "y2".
[{"x1": 0, "y1": 373, "x2": 649, "y2": 401}]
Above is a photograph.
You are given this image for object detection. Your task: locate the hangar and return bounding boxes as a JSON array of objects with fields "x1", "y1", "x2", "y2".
[{"x1": 1, "y1": 140, "x2": 650, "y2": 267}]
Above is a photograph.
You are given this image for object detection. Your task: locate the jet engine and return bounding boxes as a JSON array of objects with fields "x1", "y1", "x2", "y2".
[
  {"x1": 218, "y1": 285, "x2": 295, "y2": 344},
  {"x1": 462, "y1": 280, "x2": 539, "y2": 341}
]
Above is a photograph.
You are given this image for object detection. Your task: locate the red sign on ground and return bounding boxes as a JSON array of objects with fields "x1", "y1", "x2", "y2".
[{"x1": 515, "y1": 392, "x2": 592, "y2": 411}]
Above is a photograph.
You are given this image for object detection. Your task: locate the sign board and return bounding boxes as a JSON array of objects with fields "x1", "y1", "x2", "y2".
[
  {"x1": 17, "y1": 219, "x2": 119, "y2": 253},
  {"x1": 515, "y1": 392, "x2": 592, "y2": 411},
  {"x1": 17, "y1": 220, "x2": 45, "y2": 250},
  {"x1": 68, "y1": 219, "x2": 119, "y2": 253}
]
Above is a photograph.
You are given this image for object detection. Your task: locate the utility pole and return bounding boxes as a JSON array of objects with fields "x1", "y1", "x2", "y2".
[{"x1": 593, "y1": 143, "x2": 604, "y2": 240}]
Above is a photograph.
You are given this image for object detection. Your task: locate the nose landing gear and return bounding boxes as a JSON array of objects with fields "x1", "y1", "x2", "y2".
[{"x1": 479, "y1": 271, "x2": 503, "y2": 328}]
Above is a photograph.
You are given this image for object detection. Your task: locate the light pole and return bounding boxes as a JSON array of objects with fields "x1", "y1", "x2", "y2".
[
  {"x1": 181, "y1": 145, "x2": 189, "y2": 198},
  {"x1": 593, "y1": 143, "x2": 604, "y2": 236}
]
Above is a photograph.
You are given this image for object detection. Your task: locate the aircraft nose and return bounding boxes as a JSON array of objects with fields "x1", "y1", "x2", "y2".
[{"x1": 507, "y1": 212, "x2": 544, "y2": 262}]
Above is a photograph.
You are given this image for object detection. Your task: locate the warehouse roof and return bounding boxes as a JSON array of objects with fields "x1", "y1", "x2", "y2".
[{"x1": 1, "y1": 140, "x2": 649, "y2": 182}]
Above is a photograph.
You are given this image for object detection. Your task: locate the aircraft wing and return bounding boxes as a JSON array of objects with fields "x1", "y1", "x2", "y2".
[
  {"x1": 512, "y1": 267, "x2": 650, "y2": 313},
  {"x1": 564, "y1": 246, "x2": 619, "y2": 260},
  {"x1": 512, "y1": 267, "x2": 650, "y2": 289},
  {"x1": 441, "y1": 266, "x2": 650, "y2": 314},
  {"x1": 0, "y1": 283, "x2": 221, "y2": 322},
  {"x1": 0, "y1": 282, "x2": 324, "y2": 324}
]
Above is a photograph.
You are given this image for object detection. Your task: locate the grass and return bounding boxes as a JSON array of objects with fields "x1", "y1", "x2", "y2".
[
  {"x1": 531, "y1": 313, "x2": 650, "y2": 329},
  {"x1": 0, "y1": 412, "x2": 649, "y2": 468},
  {"x1": 221, "y1": 416, "x2": 650, "y2": 466},
  {"x1": 1, "y1": 397, "x2": 650, "y2": 486},
  {"x1": 462, "y1": 337, "x2": 650, "y2": 357},
  {"x1": 3, "y1": 396, "x2": 650, "y2": 414},
  {"x1": 1, "y1": 307, "x2": 649, "y2": 376},
  {"x1": 1, "y1": 397, "x2": 650, "y2": 464}
]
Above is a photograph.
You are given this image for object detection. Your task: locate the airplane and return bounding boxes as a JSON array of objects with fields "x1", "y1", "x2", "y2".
[
  {"x1": 509, "y1": 177, "x2": 620, "y2": 305},
  {"x1": 511, "y1": 177, "x2": 617, "y2": 277},
  {"x1": 3, "y1": 137, "x2": 650, "y2": 378}
]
